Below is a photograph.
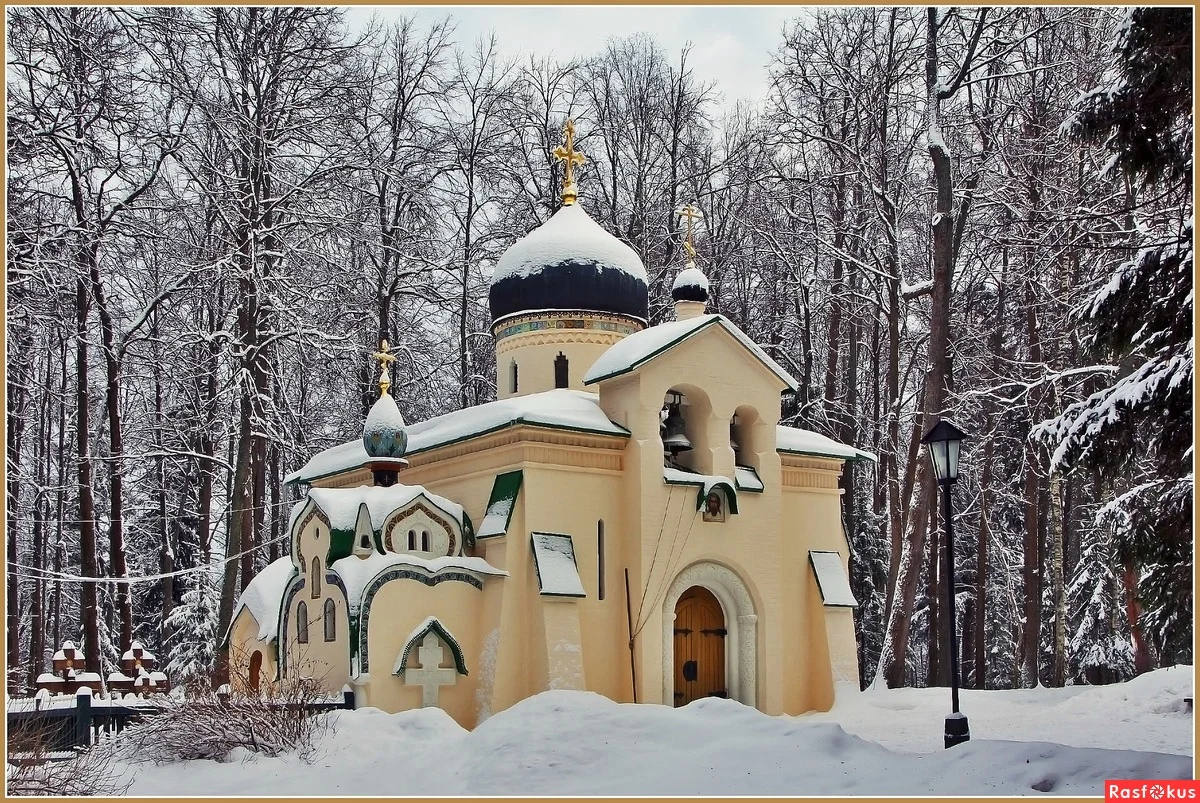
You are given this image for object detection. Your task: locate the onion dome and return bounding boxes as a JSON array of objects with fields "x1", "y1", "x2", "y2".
[
  {"x1": 363, "y1": 392, "x2": 407, "y2": 458},
  {"x1": 671, "y1": 265, "x2": 710, "y2": 303},
  {"x1": 488, "y1": 202, "x2": 649, "y2": 322},
  {"x1": 363, "y1": 340, "x2": 407, "y2": 460}
]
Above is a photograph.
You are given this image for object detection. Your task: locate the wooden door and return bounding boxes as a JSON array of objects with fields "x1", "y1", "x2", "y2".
[
  {"x1": 673, "y1": 586, "x2": 727, "y2": 706},
  {"x1": 248, "y1": 650, "x2": 262, "y2": 692}
]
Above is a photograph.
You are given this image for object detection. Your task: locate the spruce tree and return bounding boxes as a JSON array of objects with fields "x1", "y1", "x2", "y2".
[{"x1": 1039, "y1": 7, "x2": 1193, "y2": 663}]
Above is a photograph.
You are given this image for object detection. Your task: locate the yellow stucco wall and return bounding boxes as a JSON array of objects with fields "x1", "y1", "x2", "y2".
[{"x1": 237, "y1": 311, "x2": 865, "y2": 727}]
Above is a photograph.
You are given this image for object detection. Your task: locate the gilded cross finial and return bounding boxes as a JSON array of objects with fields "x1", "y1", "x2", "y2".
[
  {"x1": 678, "y1": 204, "x2": 703, "y2": 267},
  {"x1": 372, "y1": 339, "x2": 397, "y2": 397},
  {"x1": 552, "y1": 119, "x2": 586, "y2": 206}
]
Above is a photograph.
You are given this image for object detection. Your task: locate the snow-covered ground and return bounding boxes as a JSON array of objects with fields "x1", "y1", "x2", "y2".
[{"x1": 117, "y1": 666, "x2": 1192, "y2": 796}]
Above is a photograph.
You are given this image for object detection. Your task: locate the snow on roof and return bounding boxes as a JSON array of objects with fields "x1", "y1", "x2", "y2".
[
  {"x1": 776, "y1": 426, "x2": 877, "y2": 462},
  {"x1": 530, "y1": 533, "x2": 586, "y2": 597},
  {"x1": 231, "y1": 556, "x2": 297, "y2": 642},
  {"x1": 286, "y1": 390, "x2": 627, "y2": 485},
  {"x1": 491, "y1": 202, "x2": 647, "y2": 285},
  {"x1": 479, "y1": 471, "x2": 523, "y2": 539},
  {"x1": 364, "y1": 393, "x2": 406, "y2": 441},
  {"x1": 809, "y1": 551, "x2": 858, "y2": 607},
  {"x1": 122, "y1": 646, "x2": 155, "y2": 661},
  {"x1": 734, "y1": 466, "x2": 764, "y2": 492},
  {"x1": 583, "y1": 314, "x2": 798, "y2": 391},
  {"x1": 663, "y1": 467, "x2": 739, "y2": 513},
  {"x1": 331, "y1": 551, "x2": 507, "y2": 613},
  {"x1": 306, "y1": 484, "x2": 466, "y2": 534},
  {"x1": 36, "y1": 673, "x2": 62, "y2": 683},
  {"x1": 672, "y1": 266, "x2": 710, "y2": 292}
]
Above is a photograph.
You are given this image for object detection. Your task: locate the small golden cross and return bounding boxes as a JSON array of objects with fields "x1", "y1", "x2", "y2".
[
  {"x1": 552, "y1": 119, "x2": 586, "y2": 205},
  {"x1": 372, "y1": 339, "x2": 397, "y2": 397},
  {"x1": 678, "y1": 204, "x2": 703, "y2": 263}
]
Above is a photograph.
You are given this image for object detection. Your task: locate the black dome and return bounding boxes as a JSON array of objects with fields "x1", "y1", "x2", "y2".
[{"x1": 489, "y1": 203, "x2": 648, "y2": 323}]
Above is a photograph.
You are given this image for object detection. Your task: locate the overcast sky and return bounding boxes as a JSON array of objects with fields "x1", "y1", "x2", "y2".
[{"x1": 343, "y1": 5, "x2": 806, "y2": 111}]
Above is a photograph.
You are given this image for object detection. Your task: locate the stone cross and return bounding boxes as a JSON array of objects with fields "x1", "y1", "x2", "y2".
[{"x1": 404, "y1": 633, "x2": 457, "y2": 707}]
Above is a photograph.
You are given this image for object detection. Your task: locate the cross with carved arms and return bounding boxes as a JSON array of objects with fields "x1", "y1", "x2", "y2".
[
  {"x1": 678, "y1": 204, "x2": 703, "y2": 264},
  {"x1": 372, "y1": 339, "x2": 397, "y2": 397},
  {"x1": 552, "y1": 119, "x2": 586, "y2": 206}
]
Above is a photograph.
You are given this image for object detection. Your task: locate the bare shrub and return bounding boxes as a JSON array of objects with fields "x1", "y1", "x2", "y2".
[
  {"x1": 117, "y1": 648, "x2": 335, "y2": 765},
  {"x1": 6, "y1": 715, "x2": 132, "y2": 796}
]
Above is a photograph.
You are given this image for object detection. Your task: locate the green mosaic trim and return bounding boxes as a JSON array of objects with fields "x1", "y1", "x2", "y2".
[
  {"x1": 358, "y1": 569, "x2": 482, "y2": 674},
  {"x1": 395, "y1": 618, "x2": 468, "y2": 676}
]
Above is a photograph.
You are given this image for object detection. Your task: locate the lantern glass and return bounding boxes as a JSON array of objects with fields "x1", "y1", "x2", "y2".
[{"x1": 925, "y1": 434, "x2": 961, "y2": 482}]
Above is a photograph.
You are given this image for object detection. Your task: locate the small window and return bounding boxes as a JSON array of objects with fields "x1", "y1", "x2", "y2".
[
  {"x1": 297, "y1": 601, "x2": 309, "y2": 644},
  {"x1": 359, "y1": 532, "x2": 371, "y2": 551},
  {"x1": 421, "y1": 530, "x2": 430, "y2": 552},
  {"x1": 510, "y1": 360, "x2": 519, "y2": 393},
  {"x1": 597, "y1": 520, "x2": 605, "y2": 600},
  {"x1": 408, "y1": 529, "x2": 416, "y2": 551},
  {"x1": 310, "y1": 558, "x2": 321, "y2": 598},
  {"x1": 554, "y1": 352, "x2": 568, "y2": 388},
  {"x1": 324, "y1": 598, "x2": 336, "y2": 642}
]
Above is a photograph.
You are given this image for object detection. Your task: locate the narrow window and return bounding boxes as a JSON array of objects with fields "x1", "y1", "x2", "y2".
[
  {"x1": 310, "y1": 558, "x2": 321, "y2": 598},
  {"x1": 297, "y1": 602, "x2": 309, "y2": 644},
  {"x1": 421, "y1": 530, "x2": 430, "y2": 552},
  {"x1": 408, "y1": 529, "x2": 416, "y2": 551},
  {"x1": 249, "y1": 651, "x2": 262, "y2": 691},
  {"x1": 510, "y1": 360, "x2": 519, "y2": 394},
  {"x1": 359, "y1": 532, "x2": 371, "y2": 551},
  {"x1": 324, "y1": 598, "x2": 336, "y2": 642},
  {"x1": 554, "y1": 352, "x2": 569, "y2": 388},
  {"x1": 597, "y1": 520, "x2": 606, "y2": 600}
]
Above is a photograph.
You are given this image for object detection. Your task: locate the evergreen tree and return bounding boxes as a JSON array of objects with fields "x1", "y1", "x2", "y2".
[
  {"x1": 1037, "y1": 7, "x2": 1193, "y2": 664},
  {"x1": 1067, "y1": 525, "x2": 1134, "y2": 684},
  {"x1": 163, "y1": 572, "x2": 219, "y2": 691}
]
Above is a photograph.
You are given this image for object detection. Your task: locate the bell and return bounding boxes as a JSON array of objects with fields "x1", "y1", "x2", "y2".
[{"x1": 662, "y1": 402, "x2": 693, "y2": 454}]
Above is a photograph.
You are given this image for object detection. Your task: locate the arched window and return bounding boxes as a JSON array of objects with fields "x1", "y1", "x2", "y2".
[
  {"x1": 324, "y1": 598, "x2": 336, "y2": 642},
  {"x1": 297, "y1": 602, "x2": 309, "y2": 644},
  {"x1": 408, "y1": 529, "x2": 416, "y2": 551},
  {"x1": 554, "y1": 352, "x2": 569, "y2": 389},
  {"x1": 421, "y1": 530, "x2": 430, "y2": 552},
  {"x1": 597, "y1": 520, "x2": 606, "y2": 600},
  {"x1": 249, "y1": 650, "x2": 263, "y2": 691},
  {"x1": 510, "y1": 360, "x2": 519, "y2": 394},
  {"x1": 310, "y1": 558, "x2": 321, "y2": 599}
]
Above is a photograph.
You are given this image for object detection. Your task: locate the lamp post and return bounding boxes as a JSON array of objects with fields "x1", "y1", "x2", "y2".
[{"x1": 921, "y1": 419, "x2": 970, "y2": 749}]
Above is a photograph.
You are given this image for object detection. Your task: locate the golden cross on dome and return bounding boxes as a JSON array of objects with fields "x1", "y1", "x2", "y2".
[
  {"x1": 552, "y1": 119, "x2": 586, "y2": 205},
  {"x1": 678, "y1": 204, "x2": 703, "y2": 264},
  {"x1": 372, "y1": 339, "x2": 397, "y2": 397}
]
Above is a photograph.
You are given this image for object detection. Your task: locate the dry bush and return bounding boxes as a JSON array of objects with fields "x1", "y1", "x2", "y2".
[
  {"x1": 6, "y1": 715, "x2": 132, "y2": 796},
  {"x1": 117, "y1": 653, "x2": 335, "y2": 765}
]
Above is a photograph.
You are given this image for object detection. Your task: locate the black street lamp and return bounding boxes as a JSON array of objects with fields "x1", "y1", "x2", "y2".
[{"x1": 922, "y1": 419, "x2": 970, "y2": 749}]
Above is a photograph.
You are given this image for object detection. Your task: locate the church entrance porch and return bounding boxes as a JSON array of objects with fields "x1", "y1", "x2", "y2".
[
  {"x1": 661, "y1": 561, "x2": 757, "y2": 708},
  {"x1": 673, "y1": 586, "x2": 727, "y2": 705}
]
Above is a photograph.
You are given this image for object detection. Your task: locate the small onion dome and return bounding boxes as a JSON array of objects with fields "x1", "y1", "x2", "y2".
[
  {"x1": 363, "y1": 392, "x2": 408, "y2": 458},
  {"x1": 671, "y1": 265, "x2": 710, "y2": 303},
  {"x1": 489, "y1": 203, "x2": 648, "y2": 322}
]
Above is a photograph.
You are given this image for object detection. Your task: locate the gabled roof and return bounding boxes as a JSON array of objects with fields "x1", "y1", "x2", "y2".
[
  {"x1": 285, "y1": 390, "x2": 628, "y2": 486},
  {"x1": 582, "y1": 314, "x2": 799, "y2": 391}
]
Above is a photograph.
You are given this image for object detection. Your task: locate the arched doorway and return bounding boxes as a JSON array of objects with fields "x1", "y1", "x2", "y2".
[
  {"x1": 673, "y1": 587, "x2": 727, "y2": 705},
  {"x1": 249, "y1": 650, "x2": 263, "y2": 692},
  {"x1": 662, "y1": 561, "x2": 757, "y2": 708}
]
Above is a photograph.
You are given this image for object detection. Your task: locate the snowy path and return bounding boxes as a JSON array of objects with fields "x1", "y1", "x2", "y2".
[{"x1": 118, "y1": 668, "x2": 1192, "y2": 797}]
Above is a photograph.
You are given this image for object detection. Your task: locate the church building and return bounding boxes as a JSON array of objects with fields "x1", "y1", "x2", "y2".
[{"x1": 223, "y1": 121, "x2": 873, "y2": 727}]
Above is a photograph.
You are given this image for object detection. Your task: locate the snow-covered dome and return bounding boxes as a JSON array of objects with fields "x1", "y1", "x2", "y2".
[
  {"x1": 671, "y1": 265, "x2": 710, "y2": 303},
  {"x1": 363, "y1": 392, "x2": 407, "y2": 459},
  {"x1": 489, "y1": 203, "x2": 648, "y2": 323}
]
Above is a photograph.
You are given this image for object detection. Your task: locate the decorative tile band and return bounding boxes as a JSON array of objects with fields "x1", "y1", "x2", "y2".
[
  {"x1": 358, "y1": 569, "x2": 483, "y2": 673},
  {"x1": 494, "y1": 315, "x2": 642, "y2": 342}
]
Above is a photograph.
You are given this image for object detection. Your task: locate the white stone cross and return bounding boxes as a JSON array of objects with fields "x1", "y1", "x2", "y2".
[{"x1": 404, "y1": 633, "x2": 457, "y2": 707}]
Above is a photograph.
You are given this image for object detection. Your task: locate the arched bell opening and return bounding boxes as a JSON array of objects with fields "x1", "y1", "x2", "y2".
[
  {"x1": 731, "y1": 405, "x2": 762, "y2": 470},
  {"x1": 660, "y1": 385, "x2": 712, "y2": 474}
]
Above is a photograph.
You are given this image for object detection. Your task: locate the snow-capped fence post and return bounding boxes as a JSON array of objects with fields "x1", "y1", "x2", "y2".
[
  {"x1": 342, "y1": 685, "x2": 355, "y2": 711},
  {"x1": 74, "y1": 687, "x2": 92, "y2": 747}
]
